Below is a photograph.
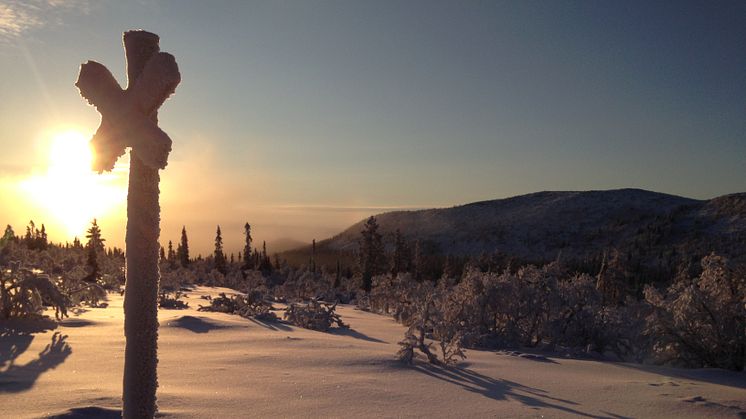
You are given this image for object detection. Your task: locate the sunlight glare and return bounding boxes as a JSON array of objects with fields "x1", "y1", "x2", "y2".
[{"x1": 19, "y1": 129, "x2": 127, "y2": 239}]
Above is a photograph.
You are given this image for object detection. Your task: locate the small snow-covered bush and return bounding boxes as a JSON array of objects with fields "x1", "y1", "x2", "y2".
[
  {"x1": 365, "y1": 273, "x2": 433, "y2": 325},
  {"x1": 69, "y1": 282, "x2": 107, "y2": 308},
  {"x1": 645, "y1": 254, "x2": 746, "y2": 371},
  {"x1": 392, "y1": 262, "x2": 647, "y2": 364},
  {"x1": 0, "y1": 265, "x2": 70, "y2": 320},
  {"x1": 545, "y1": 273, "x2": 643, "y2": 357},
  {"x1": 160, "y1": 267, "x2": 197, "y2": 289},
  {"x1": 57, "y1": 266, "x2": 107, "y2": 308},
  {"x1": 158, "y1": 289, "x2": 188, "y2": 309},
  {"x1": 198, "y1": 291, "x2": 277, "y2": 321},
  {"x1": 397, "y1": 292, "x2": 466, "y2": 366},
  {"x1": 284, "y1": 299, "x2": 347, "y2": 331},
  {"x1": 276, "y1": 269, "x2": 333, "y2": 302}
]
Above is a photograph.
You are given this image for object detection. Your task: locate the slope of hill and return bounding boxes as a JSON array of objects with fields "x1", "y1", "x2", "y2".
[
  {"x1": 267, "y1": 237, "x2": 308, "y2": 254},
  {"x1": 283, "y1": 189, "x2": 746, "y2": 274}
]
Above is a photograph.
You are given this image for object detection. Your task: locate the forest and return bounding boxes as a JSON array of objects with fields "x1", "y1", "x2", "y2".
[{"x1": 1, "y1": 216, "x2": 744, "y2": 372}]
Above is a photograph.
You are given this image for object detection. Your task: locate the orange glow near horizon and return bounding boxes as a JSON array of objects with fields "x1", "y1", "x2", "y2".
[{"x1": 19, "y1": 129, "x2": 127, "y2": 239}]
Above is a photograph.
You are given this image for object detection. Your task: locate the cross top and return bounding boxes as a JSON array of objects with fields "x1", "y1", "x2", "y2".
[{"x1": 75, "y1": 30, "x2": 181, "y2": 173}]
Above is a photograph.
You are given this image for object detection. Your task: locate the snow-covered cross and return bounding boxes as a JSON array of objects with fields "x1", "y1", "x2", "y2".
[
  {"x1": 75, "y1": 30, "x2": 180, "y2": 418},
  {"x1": 76, "y1": 31, "x2": 180, "y2": 172}
]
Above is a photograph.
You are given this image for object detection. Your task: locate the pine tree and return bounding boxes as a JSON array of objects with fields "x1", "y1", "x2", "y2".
[
  {"x1": 1, "y1": 224, "x2": 15, "y2": 246},
  {"x1": 242, "y1": 222, "x2": 253, "y2": 270},
  {"x1": 214, "y1": 225, "x2": 227, "y2": 274},
  {"x1": 443, "y1": 254, "x2": 460, "y2": 280},
  {"x1": 177, "y1": 226, "x2": 190, "y2": 267},
  {"x1": 391, "y1": 229, "x2": 410, "y2": 276},
  {"x1": 167, "y1": 240, "x2": 176, "y2": 269},
  {"x1": 359, "y1": 216, "x2": 386, "y2": 292},
  {"x1": 159, "y1": 246, "x2": 166, "y2": 262},
  {"x1": 413, "y1": 239, "x2": 423, "y2": 281},
  {"x1": 310, "y1": 239, "x2": 317, "y2": 274},
  {"x1": 86, "y1": 219, "x2": 105, "y2": 252},
  {"x1": 259, "y1": 240, "x2": 272, "y2": 272},
  {"x1": 84, "y1": 219, "x2": 105, "y2": 283},
  {"x1": 596, "y1": 249, "x2": 629, "y2": 305},
  {"x1": 25, "y1": 220, "x2": 34, "y2": 245},
  {"x1": 334, "y1": 259, "x2": 342, "y2": 289},
  {"x1": 39, "y1": 224, "x2": 48, "y2": 250}
]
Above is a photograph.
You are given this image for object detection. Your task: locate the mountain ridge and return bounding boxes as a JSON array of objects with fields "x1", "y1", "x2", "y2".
[{"x1": 281, "y1": 189, "x2": 746, "y2": 276}]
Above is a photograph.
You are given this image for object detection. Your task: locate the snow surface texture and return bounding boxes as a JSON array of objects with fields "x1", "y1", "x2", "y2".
[
  {"x1": 0, "y1": 287, "x2": 744, "y2": 418},
  {"x1": 75, "y1": 29, "x2": 180, "y2": 419}
]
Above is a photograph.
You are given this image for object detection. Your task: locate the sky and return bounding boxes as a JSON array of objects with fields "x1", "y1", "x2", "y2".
[{"x1": 0, "y1": 0, "x2": 744, "y2": 255}]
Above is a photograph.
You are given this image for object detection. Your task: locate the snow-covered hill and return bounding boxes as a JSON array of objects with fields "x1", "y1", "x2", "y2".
[{"x1": 287, "y1": 189, "x2": 746, "y2": 270}]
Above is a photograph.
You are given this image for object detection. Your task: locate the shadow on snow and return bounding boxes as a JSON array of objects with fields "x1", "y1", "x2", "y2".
[
  {"x1": 164, "y1": 315, "x2": 235, "y2": 333},
  {"x1": 412, "y1": 362, "x2": 630, "y2": 419},
  {"x1": 47, "y1": 406, "x2": 172, "y2": 418},
  {"x1": 248, "y1": 317, "x2": 293, "y2": 332},
  {"x1": 329, "y1": 327, "x2": 387, "y2": 344},
  {"x1": 0, "y1": 319, "x2": 71, "y2": 393}
]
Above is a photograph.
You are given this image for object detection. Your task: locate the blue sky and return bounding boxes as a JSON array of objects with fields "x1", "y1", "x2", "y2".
[{"x1": 0, "y1": 0, "x2": 744, "y2": 253}]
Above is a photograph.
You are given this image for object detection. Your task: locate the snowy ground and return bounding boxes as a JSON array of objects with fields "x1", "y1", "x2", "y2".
[{"x1": 1, "y1": 286, "x2": 745, "y2": 418}]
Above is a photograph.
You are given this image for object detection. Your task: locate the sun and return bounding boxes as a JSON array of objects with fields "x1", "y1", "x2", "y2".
[{"x1": 19, "y1": 129, "x2": 128, "y2": 239}]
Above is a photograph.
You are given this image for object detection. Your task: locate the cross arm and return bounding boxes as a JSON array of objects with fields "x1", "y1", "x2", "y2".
[
  {"x1": 131, "y1": 52, "x2": 181, "y2": 116},
  {"x1": 75, "y1": 61, "x2": 124, "y2": 112}
]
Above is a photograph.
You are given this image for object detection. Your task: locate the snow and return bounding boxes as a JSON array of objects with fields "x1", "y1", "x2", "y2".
[{"x1": 1, "y1": 287, "x2": 744, "y2": 418}]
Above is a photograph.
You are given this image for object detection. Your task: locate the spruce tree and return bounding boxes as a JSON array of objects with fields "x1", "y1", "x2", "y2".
[
  {"x1": 39, "y1": 224, "x2": 48, "y2": 250},
  {"x1": 359, "y1": 216, "x2": 386, "y2": 292},
  {"x1": 242, "y1": 222, "x2": 253, "y2": 270},
  {"x1": 596, "y1": 249, "x2": 629, "y2": 305},
  {"x1": 25, "y1": 220, "x2": 34, "y2": 246},
  {"x1": 391, "y1": 229, "x2": 410, "y2": 276},
  {"x1": 443, "y1": 254, "x2": 459, "y2": 280},
  {"x1": 334, "y1": 259, "x2": 342, "y2": 289},
  {"x1": 259, "y1": 240, "x2": 272, "y2": 272},
  {"x1": 214, "y1": 225, "x2": 227, "y2": 274},
  {"x1": 1, "y1": 224, "x2": 15, "y2": 246},
  {"x1": 413, "y1": 239, "x2": 423, "y2": 281},
  {"x1": 310, "y1": 239, "x2": 317, "y2": 274},
  {"x1": 167, "y1": 240, "x2": 176, "y2": 269},
  {"x1": 177, "y1": 226, "x2": 190, "y2": 267},
  {"x1": 85, "y1": 219, "x2": 105, "y2": 282}
]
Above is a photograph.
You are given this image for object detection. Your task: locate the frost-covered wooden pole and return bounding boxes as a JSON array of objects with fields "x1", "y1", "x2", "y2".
[{"x1": 75, "y1": 30, "x2": 180, "y2": 418}]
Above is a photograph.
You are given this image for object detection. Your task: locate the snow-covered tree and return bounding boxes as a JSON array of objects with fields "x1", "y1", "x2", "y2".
[
  {"x1": 242, "y1": 222, "x2": 253, "y2": 270},
  {"x1": 645, "y1": 254, "x2": 746, "y2": 371},
  {"x1": 359, "y1": 216, "x2": 386, "y2": 292},
  {"x1": 214, "y1": 225, "x2": 227, "y2": 275},
  {"x1": 391, "y1": 229, "x2": 410, "y2": 276},
  {"x1": 1, "y1": 224, "x2": 15, "y2": 246},
  {"x1": 84, "y1": 219, "x2": 105, "y2": 283},
  {"x1": 177, "y1": 226, "x2": 190, "y2": 267}
]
